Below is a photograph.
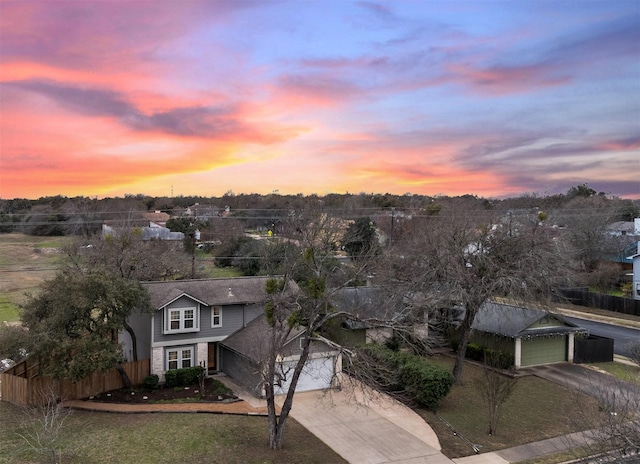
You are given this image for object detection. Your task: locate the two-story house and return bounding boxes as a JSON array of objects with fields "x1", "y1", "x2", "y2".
[{"x1": 120, "y1": 277, "x2": 339, "y2": 394}]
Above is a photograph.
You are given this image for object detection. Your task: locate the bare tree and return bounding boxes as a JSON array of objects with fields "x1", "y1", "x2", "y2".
[
  {"x1": 557, "y1": 195, "x2": 620, "y2": 273},
  {"x1": 476, "y1": 352, "x2": 518, "y2": 435},
  {"x1": 13, "y1": 385, "x2": 73, "y2": 463},
  {"x1": 567, "y1": 371, "x2": 640, "y2": 461},
  {"x1": 63, "y1": 226, "x2": 192, "y2": 281},
  {"x1": 379, "y1": 209, "x2": 574, "y2": 383}
]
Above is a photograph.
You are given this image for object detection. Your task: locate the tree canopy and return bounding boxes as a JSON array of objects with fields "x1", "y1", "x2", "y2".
[{"x1": 20, "y1": 270, "x2": 150, "y2": 381}]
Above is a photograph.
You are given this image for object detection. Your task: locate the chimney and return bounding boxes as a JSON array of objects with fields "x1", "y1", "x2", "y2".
[{"x1": 228, "y1": 287, "x2": 234, "y2": 297}]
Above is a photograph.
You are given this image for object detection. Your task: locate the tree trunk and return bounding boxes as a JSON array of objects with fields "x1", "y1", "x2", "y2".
[
  {"x1": 115, "y1": 362, "x2": 132, "y2": 389},
  {"x1": 123, "y1": 321, "x2": 138, "y2": 361},
  {"x1": 452, "y1": 303, "x2": 478, "y2": 384},
  {"x1": 266, "y1": 339, "x2": 312, "y2": 450}
]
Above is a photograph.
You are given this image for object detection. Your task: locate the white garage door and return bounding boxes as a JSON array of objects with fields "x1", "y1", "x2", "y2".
[{"x1": 274, "y1": 356, "x2": 336, "y2": 395}]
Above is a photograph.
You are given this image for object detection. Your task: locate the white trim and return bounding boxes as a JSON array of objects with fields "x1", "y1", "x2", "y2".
[
  {"x1": 165, "y1": 345, "x2": 194, "y2": 371},
  {"x1": 151, "y1": 335, "x2": 228, "y2": 348},
  {"x1": 514, "y1": 338, "x2": 522, "y2": 370},
  {"x1": 567, "y1": 333, "x2": 575, "y2": 363},
  {"x1": 277, "y1": 351, "x2": 339, "y2": 363},
  {"x1": 211, "y1": 306, "x2": 222, "y2": 328},
  {"x1": 158, "y1": 293, "x2": 208, "y2": 309},
  {"x1": 164, "y1": 305, "x2": 200, "y2": 334}
]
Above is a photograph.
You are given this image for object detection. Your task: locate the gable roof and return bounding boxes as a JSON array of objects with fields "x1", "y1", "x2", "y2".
[
  {"x1": 472, "y1": 302, "x2": 583, "y2": 338},
  {"x1": 330, "y1": 286, "x2": 405, "y2": 321},
  {"x1": 142, "y1": 276, "x2": 278, "y2": 309},
  {"x1": 221, "y1": 314, "x2": 305, "y2": 363}
]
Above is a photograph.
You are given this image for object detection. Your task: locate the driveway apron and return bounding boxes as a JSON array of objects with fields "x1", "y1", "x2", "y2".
[
  {"x1": 524, "y1": 363, "x2": 640, "y2": 402},
  {"x1": 278, "y1": 383, "x2": 454, "y2": 464}
]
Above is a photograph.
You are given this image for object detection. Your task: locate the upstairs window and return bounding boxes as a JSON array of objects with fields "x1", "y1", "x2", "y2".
[
  {"x1": 212, "y1": 306, "x2": 222, "y2": 327},
  {"x1": 165, "y1": 306, "x2": 199, "y2": 334}
]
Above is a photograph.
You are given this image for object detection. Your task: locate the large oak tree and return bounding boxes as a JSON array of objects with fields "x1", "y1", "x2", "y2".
[{"x1": 21, "y1": 270, "x2": 150, "y2": 386}]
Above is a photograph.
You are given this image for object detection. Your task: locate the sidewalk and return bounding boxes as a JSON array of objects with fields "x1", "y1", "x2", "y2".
[
  {"x1": 553, "y1": 305, "x2": 640, "y2": 330},
  {"x1": 453, "y1": 429, "x2": 599, "y2": 464}
]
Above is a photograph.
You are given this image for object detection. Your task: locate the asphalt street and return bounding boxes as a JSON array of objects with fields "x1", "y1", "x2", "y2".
[{"x1": 563, "y1": 316, "x2": 640, "y2": 358}]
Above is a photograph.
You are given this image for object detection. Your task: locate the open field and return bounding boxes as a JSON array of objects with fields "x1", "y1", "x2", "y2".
[
  {"x1": 0, "y1": 234, "x2": 241, "y2": 322},
  {"x1": 0, "y1": 234, "x2": 71, "y2": 323},
  {"x1": 0, "y1": 402, "x2": 346, "y2": 464},
  {"x1": 418, "y1": 357, "x2": 604, "y2": 458}
]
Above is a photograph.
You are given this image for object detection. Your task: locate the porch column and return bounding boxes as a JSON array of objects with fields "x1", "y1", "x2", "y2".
[
  {"x1": 567, "y1": 333, "x2": 575, "y2": 363},
  {"x1": 514, "y1": 338, "x2": 522, "y2": 370},
  {"x1": 196, "y1": 342, "x2": 208, "y2": 371},
  {"x1": 151, "y1": 347, "x2": 164, "y2": 380}
]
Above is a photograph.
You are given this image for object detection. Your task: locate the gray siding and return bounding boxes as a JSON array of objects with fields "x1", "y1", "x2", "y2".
[
  {"x1": 221, "y1": 348, "x2": 263, "y2": 397},
  {"x1": 153, "y1": 302, "x2": 253, "y2": 344},
  {"x1": 281, "y1": 336, "x2": 333, "y2": 358},
  {"x1": 120, "y1": 311, "x2": 152, "y2": 361}
]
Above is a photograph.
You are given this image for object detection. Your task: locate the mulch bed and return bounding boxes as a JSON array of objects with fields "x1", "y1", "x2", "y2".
[{"x1": 85, "y1": 378, "x2": 239, "y2": 404}]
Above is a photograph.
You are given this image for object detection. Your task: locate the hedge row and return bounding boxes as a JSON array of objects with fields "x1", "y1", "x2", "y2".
[
  {"x1": 164, "y1": 366, "x2": 204, "y2": 388},
  {"x1": 452, "y1": 341, "x2": 514, "y2": 369},
  {"x1": 357, "y1": 345, "x2": 453, "y2": 410}
]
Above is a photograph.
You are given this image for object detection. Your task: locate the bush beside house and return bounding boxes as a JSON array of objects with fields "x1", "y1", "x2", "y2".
[{"x1": 353, "y1": 344, "x2": 453, "y2": 410}]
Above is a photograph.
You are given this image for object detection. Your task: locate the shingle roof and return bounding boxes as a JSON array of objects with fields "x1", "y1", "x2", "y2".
[
  {"x1": 330, "y1": 286, "x2": 404, "y2": 321},
  {"x1": 142, "y1": 276, "x2": 278, "y2": 309},
  {"x1": 220, "y1": 314, "x2": 305, "y2": 363},
  {"x1": 472, "y1": 302, "x2": 582, "y2": 338}
]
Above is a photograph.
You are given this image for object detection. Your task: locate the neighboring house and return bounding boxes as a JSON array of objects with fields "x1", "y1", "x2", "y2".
[
  {"x1": 220, "y1": 315, "x2": 340, "y2": 397},
  {"x1": 185, "y1": 203, "x2": 224, "y2": 221},
  {"x1": 142, "y1": 211, "x2": 170, "y2": 228},
  {"x1": 628, "y1": 242, "x2": 640, "y2": 300},
  {"x1": 606, "y1": 218, "x2": 640, "y2": 237},
  {"x1": 102, "y1": 210, "x2": 184, "y2": 241},
  {"x1": 471, "y1": 302, "x2": 585, "y2": 369},
  {"x1": 102, "y1": 223, "x2": 184, "y2": 241},
  {"x1": 327, "y1": 286, "x2": 404, "y2": 345},
  {"x1": 327, "y1": 286, "x2": 429, "y2": 346},
  {"x1": 121, "y1": 277, "x2": 272, "y2": 381}
]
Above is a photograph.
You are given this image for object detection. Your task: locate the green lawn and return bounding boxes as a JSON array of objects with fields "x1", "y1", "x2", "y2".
[
  {"x1": 0, "y1": 295, "x2": 20, "y2": 322},
  {"x1": 418, "y1": 357, "x2": 603, "y2": 458},
  {"x1": 0, "y1": 403, "x2": 346, "y2": 464},
  {"x1": 0, "y1": 234, "x2": 70, "y2": 323},
  {"x1": 591, "y1": 362, "x2": 640, "y2": 384}
]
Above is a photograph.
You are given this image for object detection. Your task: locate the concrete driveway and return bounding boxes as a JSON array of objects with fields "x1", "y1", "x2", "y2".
[
  {"x1": 278, "y1": 379, "x2": 454, "y2": 464},
  {"x1": 524, "y1": 363, "x2": 640, "y2": 402}
]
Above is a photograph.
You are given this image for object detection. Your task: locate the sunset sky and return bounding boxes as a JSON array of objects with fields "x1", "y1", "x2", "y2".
[{"x1": 1, "y1": 1, "x2": 638, "y2": 200}]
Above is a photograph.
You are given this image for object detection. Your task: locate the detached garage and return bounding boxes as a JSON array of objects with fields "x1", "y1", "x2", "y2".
[
  {"x1": 472, "y1": 302, "x2": 585, "y2": 369},
  {"x1": 220, "y1": 315, "x2": 340, "y2": 397}
]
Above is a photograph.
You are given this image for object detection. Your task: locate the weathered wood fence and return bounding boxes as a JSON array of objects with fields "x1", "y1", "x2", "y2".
[
  {"x1": 0, "y1": 359, "x2": 150, "y2": 406},
  {"x1": 554, "y1": 287, "x2": 640, "y2": 317}
]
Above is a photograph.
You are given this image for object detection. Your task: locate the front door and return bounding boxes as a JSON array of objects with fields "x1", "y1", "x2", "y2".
[{"x1": 207, "y1": 342, "x2": 217, "y2": 373}]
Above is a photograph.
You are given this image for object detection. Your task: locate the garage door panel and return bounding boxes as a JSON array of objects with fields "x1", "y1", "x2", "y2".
[
  {"x1": 275, "y1": 356, "x2": 335, "y2": 395},
  {"x1": 521, "y1": 336, "x2": 567, "y2": 367}
]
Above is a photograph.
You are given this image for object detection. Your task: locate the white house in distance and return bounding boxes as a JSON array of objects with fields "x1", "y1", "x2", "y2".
[{"x1": 628, "y1": 242, "x2": 640, "y2": 301}]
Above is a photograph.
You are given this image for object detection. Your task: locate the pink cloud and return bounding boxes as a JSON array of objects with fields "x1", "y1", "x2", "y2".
[{"x1": 445, "y1": 62, "x2": 571, "y2": 95}]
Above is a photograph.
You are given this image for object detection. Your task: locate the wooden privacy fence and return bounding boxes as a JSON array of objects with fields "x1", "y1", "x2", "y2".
[
  {"x1": 554, "y1": 287, "x2": 640, "y2": 317},
  {"x1": 0, "y1": 359, "x2": 150, "y2": 406}
]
